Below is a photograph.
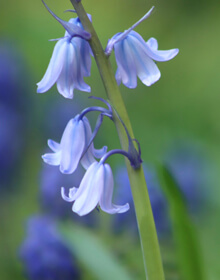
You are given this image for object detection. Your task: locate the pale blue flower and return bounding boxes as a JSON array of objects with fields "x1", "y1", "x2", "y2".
[
  {"x1": 109, "y1": 31, "x2": 179, "y2": 88},
  {"x1": 61, "y1": 161, "x2": 130, "y2": 216},
  {"x1": 42, "y1": 114, "x2": 107, "y2": 174},
  {"x1": 37, "y1": 18, "x2": 92, "y2": 99}
]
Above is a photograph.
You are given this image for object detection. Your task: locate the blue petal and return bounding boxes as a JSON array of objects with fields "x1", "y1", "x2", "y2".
[
  {"x1": 42, "y1": 151, "x2": 61, "y2": 166},
  {"x1": 130, "y1": 32, "x2": 179, "y2": 62},
  {"x1": 37, "y1": 38, "x2": 67, "y2": 93},
  {"x1": 145, "y1": 38, "x2": 179, "y2": 62},
  {"x1": 72, "y1": 162, "x2": 101, "y2": 216},
  {"x1": 100, "y1": 164, "x2": 130, "y2": 214},
  {"x1": 71, "y1": 40, "x2": 91, "y2": 92},
  {"x1": 114, "y1": 39, "x2": 137, "y2": 88},
  {"x1": 80, "y1": 117, "x2": 97, "y2": 170},
  {"x1": 92, "y1": 146, "x2": 107, "y2": 158},
  {"x1": 128, "y1": 35, "x2": 161, "y2": 86},
  {"x1": 47, "y1": 139, "x2": 60, "y2": 152},
  {"x1": 60, "y1": 117, "x2": 85, "y2": 174},
  {"x1": 56, "y1": 40, "x2": 76, "y2": 99},
  {"x1": 61, "y1": 187, "x2": 77, "y2": 202}
]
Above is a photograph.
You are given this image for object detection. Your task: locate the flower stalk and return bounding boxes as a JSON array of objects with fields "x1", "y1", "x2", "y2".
[{"x1": 70, "y1": 1, "x2": 165, "y2": 279}]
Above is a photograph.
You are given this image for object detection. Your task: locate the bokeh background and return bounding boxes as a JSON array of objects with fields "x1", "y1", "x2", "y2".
[{"x1": 1, "y1": 0, "x2": 220, "y2": 279}]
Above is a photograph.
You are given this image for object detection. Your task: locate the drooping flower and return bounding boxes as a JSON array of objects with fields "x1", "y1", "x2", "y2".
[
  {"x1": 105, "y1": 7, "x2": 179, "y2": 88},
  {"x1": 42, "y1": 114, "x2": 107, "y2": 174},
  {"x1": 19, "y1": 215, "x2": 81, "y2": 280},
  {"x1": 37, "y1": 16, "x2": 92, "y2": 99},
  {"x1": 61, "y1": 161, "x2": 130, "y2": 216},
  {"x1": 109, "y1": 31, "x2": 179, "y2": 88}
]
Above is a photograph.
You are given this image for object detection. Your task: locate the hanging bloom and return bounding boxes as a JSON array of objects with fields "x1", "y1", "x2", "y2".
[
  {"x1": 108, "y1": 31, "x2": 179, "y2": 88},
  {"x1": 105, "y1": 7, "x2": 179, "y2": 88},
  {"x1": 37, "y1": 14, "x2": 92, "y2": 99},
  {"x1": 42, "y1": 114, "x2": 107, "y2": 174},
  {"x1": 61, "y1": 161, "x2": 129, "y2": 216}
]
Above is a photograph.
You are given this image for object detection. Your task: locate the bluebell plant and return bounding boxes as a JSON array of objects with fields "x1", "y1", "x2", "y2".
[{"x1": 35, "y1": 1, "x2": 179, "y2": 279}]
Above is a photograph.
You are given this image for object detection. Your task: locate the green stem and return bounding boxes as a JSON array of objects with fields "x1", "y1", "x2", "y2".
[{"x1": 70, "y1": 1, "x2": 165, "y2": 279}]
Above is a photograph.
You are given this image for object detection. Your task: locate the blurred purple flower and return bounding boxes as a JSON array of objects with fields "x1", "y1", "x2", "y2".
[
  {"x1": 165, "y1": 143, "x2": 208, "y2": 213},
  {"x1": 112, "y1": 165, "x2": 169, "y2": 237},
  {"x1": 19, "y1": 215, "x2": 81, "y2": 280},
  {"x1": 0, "y1": 41, "x2": 30, "y2": 189}
]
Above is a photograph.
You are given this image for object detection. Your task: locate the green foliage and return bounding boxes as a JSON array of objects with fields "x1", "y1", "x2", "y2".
[
  {"x1": 60, "y1": 222, "x2": 134, "y2": 280},
  {"x1": 158, "y1": 164, "x2": 206, "y2": 280}
]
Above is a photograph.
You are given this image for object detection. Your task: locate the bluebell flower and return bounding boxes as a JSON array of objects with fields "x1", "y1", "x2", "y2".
[
  {"x1": 108, "y1": 31, "x2": 179, "y2": 88},
  {"x1": 42, "y1": 114, "x2": 107, "y2": 174},
  {"x1": 37, "y1": 17, "x2": 92, "y2": 99},
  {"x1": 61, "y1": 161, "x2": 130, "y2": 216},
  {"x1": 112, "y1": 165, "x2": 169, "y2": 237},
  {"x1": 106, "y1": 7, "x2": 179, "y2": 88},
  {"x1": 19, "y1": 215, "x2": 81, "y2": 280}
]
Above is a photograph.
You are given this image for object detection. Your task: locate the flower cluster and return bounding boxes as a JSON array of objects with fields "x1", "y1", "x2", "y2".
[
  {"x1": 37, "y1": 5, "x2": 178, "y2": 98},
  {"x1": 37, "y1": 3, "x2": 179, "y2": 217}
]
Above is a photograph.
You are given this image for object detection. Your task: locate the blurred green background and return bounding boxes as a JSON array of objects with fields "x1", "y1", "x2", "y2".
[{"x1": 0, "y1": 0, "x2": 220, "y2": 279}]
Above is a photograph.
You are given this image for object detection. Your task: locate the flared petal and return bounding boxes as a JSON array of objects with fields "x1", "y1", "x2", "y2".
[
  {"x1": 128, "y1": 36, "x2": 161, "y2": 86},
  {"x1": 72, "y1": 162, "x2": 101, "y2": 216},
  {"x1": 114, "y1": 39, "x2": 137, "y2": 88},
  {"x1": 100, "y1": 164, "x2": 130, "y2": 214},
  {"x1": 130, "y1": 32, "x2": 179, "y2": 62},
  {"x1": 145, "y1": 38, "x2": 179, "y2": 62},
  {"x1": 56, "y1": 40, "x2": 76, "y2": 99},
  {"x1": 47, "y1": 139, "x2": 60, "y2": 152},
  {"x1": 42, "y1": 151, "x2": 61, "y2": 166},
  {"x1": 92, "y1": 146, "x2": 108, "y2": 159},
  {"x1": 61, "y1": 186, "x2": 77, "y2": 202},
  {"x1": 60, "y1": 117, "x2": 85, "y2": 174},
  {"x1": 37, "y1": 38, "x2": 67, "y2": 93}
]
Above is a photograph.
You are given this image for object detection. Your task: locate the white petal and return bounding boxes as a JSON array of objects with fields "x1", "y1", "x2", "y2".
[
  {"x1": 47, "y1": 139, "x2": 60, "y2": 152},
  {"x1": 37, "y1": 38, "x2": 67, "y2": 93},
  {"x1": 60, "y1": 117, "x2": 85, "y2": 174},
  {"x1": 72, "y1": 162, "x2": 101, "y2": 216},
  {"x1": 42, "y1": 151, "x2": 61, "y2": 166},
  {"x1": 114, "y1": 39, "x2": 137, "y2": 88},
  {"x1": 100, "y1": 164, "x2": 130, "y2": 214}
]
